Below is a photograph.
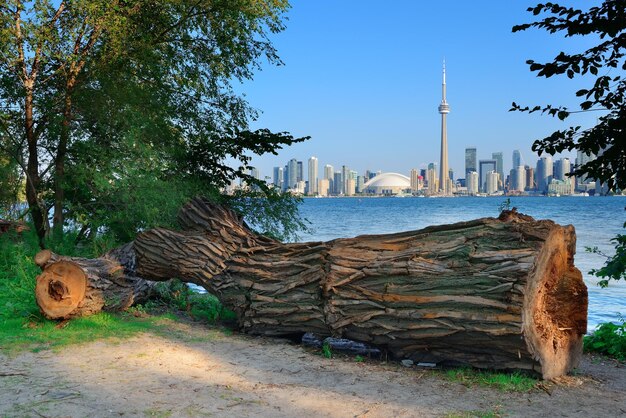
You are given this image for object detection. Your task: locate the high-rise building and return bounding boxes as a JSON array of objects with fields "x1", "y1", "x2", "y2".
[
  {"x1": 333, "y1": 172, "x2": 342, "y2": 195},
  {"x1": 318, "y1": 178, "x2": 330, "y2": 197},
  {"x1": 554, "y1": 157, "x2": 571, "y2": 181},
  {"x1": 525, "y1": 166, "x2": 535, "y2": 191},
  {"x1": 297, "y1": 161, "x2": 303, "y2": 182},
  {"x1": 427, "y1": 168, "x2": 438, "y2": 194},
  {"x1": 511, "y1": 165, "x2": 526, "y2": 192},
  {"x1": 287, "y1": 158, "x2": 298, "y2": 189},
  {"x1": 467, "y1": 171, "x2": 479, "y2": 195},
  {"x1": 492, "y1": 152, "x2": 504, "y2": 189},
  {"x1": 356, "y1": 176, "x2": 365, "y2": 193},
  {"x1": 465, "y1": 147, "x2": 477, "y2": 179},
  {"x1": 410, "y1": 169, "x2": 419, "y2": 192},
  {"x1": 478, "y1": 159, "x2": 497, "y2": 192},
  {"x1": 272, "y1": 166, "x2": 283, "y2": 189},
  {"x1": 346, "y1": 178, "x2": 356, "y2": 196},
  {"x1": 438, "y1": 61, "x2": 451, "y2": 195},
  {"x1": 486, "y1": 171, "x2": 499, "y2": 194},
  {"x1": 512, "y1": 150, "x2": 522, "y2": 170},
  {"x1": 324, "y1": 164, "x2": 334, "y2": 180},
  {"x1": 341, "y1": 165, "x2": 350, "y2": 195},
  {"x1": 576, "y1": 150, "x2": 595, "y2": 187},
  {"x1": 536, "y1": 156, "x2": 553, "y2": 193},
  {"x1": 308, "y1": 156, "x2": 318, "y2": 195},
  {"x1": 324, "y1": 164, "x2": 334, "y2": 194}
]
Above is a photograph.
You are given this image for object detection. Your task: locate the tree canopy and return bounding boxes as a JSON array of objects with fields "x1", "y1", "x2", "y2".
[
  {"x1": 512, "y1": 0, "x2": 626, "y2": 192},
  {"x1": 0, "y1": 0, "x2": 307, "y2": 244},
  {"x1": 513, "y1": 0, "x2": 626, "y2": 286}
]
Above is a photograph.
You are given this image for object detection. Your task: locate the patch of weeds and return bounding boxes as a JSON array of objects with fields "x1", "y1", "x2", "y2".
[
  {"x1": 443, "y1": 367, "x2": 537, "y2": 393},
  {"x1": 143, "y1": 407, "x2": 173, "y2": 418},
  {"x1": 445, "y1": 410, "x2": 502, "y2": 418},
  {"x1": 354, "y1": 355, "x2": 365, "y2": 362},
  {"x1": 150, "y1": 279, "x2": 236, "y2": 324},
  {"x1": 322, "y1": 341, "x2": 332, "y2": 359},
  {"x1": 584, "y1": 317, "x2": 626, "y2": 361}
]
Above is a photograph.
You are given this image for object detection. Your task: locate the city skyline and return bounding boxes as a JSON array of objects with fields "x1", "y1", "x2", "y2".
[
  {"x1": 253, "y1": 147, "x2": 586, "y2": 197},
  {"x1": 233, "y1": 1, "x2": 596, "y2": 179}
]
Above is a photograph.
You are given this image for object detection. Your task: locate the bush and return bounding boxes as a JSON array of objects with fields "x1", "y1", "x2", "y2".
[
  {"x1": 584, "y1": 319, "x2": 626, "y2": 361},
  {"x1": 149, "y1": 279, "x2": 236, "y2": 323}
]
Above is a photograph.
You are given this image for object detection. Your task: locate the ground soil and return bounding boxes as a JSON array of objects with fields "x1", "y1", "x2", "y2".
[{"x1": 1, "y1": 320, "x2": 624, "y2": 418}]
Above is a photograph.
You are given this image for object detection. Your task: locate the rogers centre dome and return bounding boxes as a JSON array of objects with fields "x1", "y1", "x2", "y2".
[{"x1": 363, "y1": 172, "x2": 411, "y2": 195}]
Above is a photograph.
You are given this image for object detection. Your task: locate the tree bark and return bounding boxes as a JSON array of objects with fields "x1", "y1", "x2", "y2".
[
  {"x1": 131, "y1": 198, "x2": 588, "y2": 379},
  {"x1": 34, "y1": 197, "x2": 588, "y2": 378},
  {"x1": 34, "y1": 243, "x2": 154, "y2": 319}
]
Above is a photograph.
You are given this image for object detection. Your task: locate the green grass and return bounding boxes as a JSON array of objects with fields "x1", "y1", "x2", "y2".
[
  {"x1": 0, "y1": 228, "x2": 235, "y2": 354},
  {"x1": 584, "y1": 318, "x2": 626, "y2": 361},
  {"x1": 443, "y1": 367, "x2": 538, "y2": 392}
]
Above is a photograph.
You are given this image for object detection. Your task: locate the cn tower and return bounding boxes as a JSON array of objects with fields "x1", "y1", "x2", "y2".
[{"x1": 438, "y1": 61, "x2": 450, "y2": 195}]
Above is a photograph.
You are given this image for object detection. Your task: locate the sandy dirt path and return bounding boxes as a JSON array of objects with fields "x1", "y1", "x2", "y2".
[{"x1": 1, "y1": 321, "x2": 624, "y2": 418}]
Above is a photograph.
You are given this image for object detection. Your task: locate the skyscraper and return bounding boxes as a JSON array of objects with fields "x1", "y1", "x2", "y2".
[
  {"x1": 467, "y1": 171, "x2": 479, "y2": 195},
  {"x1": 554, "y1": 157, "x2": 571, "y2": 181},
  {"x1": 486, "y1": 171, "x2": 499, "y2": 194},
  {"x1": 333, "y1": 172, "x2": 342, "y2": 195},
  {"x1": 465, "y1": 147, "x2": 477, "y2": 179},
  {"x1": 308, "y1": 156, "x2": 318, "y2": 195},
  {"x1": 297, "y1": 161, "x2": 303, "y2": 182},
  {"x1": 479, "y1": 159, "x2": 497, "y2": 193},
  {"x1": 512, "y1": 150, "x2": 522, "y2": 170},
  {"x1": 410, "y1": 169, "x2": 419, "y2": 192},
  {"x1": 341, "y1": 165, "x2": 350, "y2": 195},
  {"x1": 536, "y1": 156, "x2": 553, "y2": 193},
  {"x1": 324, "y1": 164, "x2": 334, "y2": 180},
  {"x1": 272, "y1": 167, "x2": 283, "y2": 188},
  {"x1": 287, "y1": 158, "x2": 298, "y2": 189},
  {"x1": 438, "y1": 61, "x2": 450, "y2": 195},
  {"x1": 492, "y1": 152, "x2": 504, "y2": 190}
]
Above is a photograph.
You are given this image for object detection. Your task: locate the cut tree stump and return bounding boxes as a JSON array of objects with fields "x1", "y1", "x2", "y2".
[
  {"x1": 34, "y1": 243, "x2": 154, "y2": 319},
  {"x1": 33, "y1": 197, "x2": 588, "y2": 379}
]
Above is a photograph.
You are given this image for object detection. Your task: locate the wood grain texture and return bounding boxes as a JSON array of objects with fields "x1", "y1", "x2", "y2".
[{"x1": 34, "y1": 243, "x2": 154, "y2": 319}]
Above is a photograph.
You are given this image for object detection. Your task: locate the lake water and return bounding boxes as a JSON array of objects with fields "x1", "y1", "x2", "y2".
[{"x1": 296, "y1": 196, "x2": 626, "y2": 331}]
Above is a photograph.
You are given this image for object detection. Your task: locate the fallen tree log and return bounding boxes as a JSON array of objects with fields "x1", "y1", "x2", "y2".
[
  {"x1": 133, "y1": 198, "x2": 587, "y2": 379},
  {"x1": 34, "y1": 243, "x2": 154, "y2": 319},
  {"x1": 34, "y1": 197, "x2": 588, "y2": 378},
  {"x1": 0, "y1": 219, "x2": 29, "y2": 235}
]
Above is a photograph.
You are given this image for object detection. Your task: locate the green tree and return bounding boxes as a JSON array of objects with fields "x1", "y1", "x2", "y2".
[
  {"x1": 0, "y1": 0, "x2": 307, "y2": 245},
  {"x1": 512, "y1": 0, "x2": 626, "y2": 285}
]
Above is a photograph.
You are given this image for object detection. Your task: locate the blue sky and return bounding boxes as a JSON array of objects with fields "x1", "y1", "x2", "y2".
[{"x1": 239, "y1": 1, "x2": 601, "y2": 180}]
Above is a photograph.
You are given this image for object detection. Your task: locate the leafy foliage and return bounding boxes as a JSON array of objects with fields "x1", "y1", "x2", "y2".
[
  {"x1": 513, "y1": 1, "x2": 626, "y2": 287},
  {"x1": 227, "y1": 188, "x2": 311, "y2": 242},
  {"x1": 149, "y1": 279, "x2": 236, "y2": 323},
  {"x1": 0, "y1": 1, "x2": 309, "y2": 244},
  {"x1": 587, "y1": 219, "x2": 626, "y2": 287},
  {"x1": 512, "y1": 1, "x2": 626, "y2": 191},
  {"x1": 584, "y1": 317, "x2": 626, "y2": 360},
  {"x1": 322, "y1": 341, "x2": 333, "y2": 359},
  {"x1": 497, "y1": 198, "x2": 511, "y2": 213}
]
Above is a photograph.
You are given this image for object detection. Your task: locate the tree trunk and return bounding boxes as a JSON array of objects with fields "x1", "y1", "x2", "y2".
[
  {"x1": 132, "y1": 198, "x2": 587, "y2": 379},
  {"x1": 34, "y1": 243, "x2": 154, "y2": 319},
  {"x1": 34, "y1": 197, "x2": 588, "y2": 379}
]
